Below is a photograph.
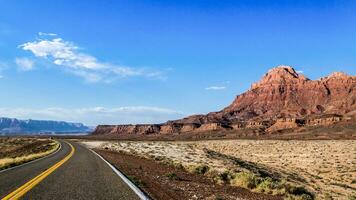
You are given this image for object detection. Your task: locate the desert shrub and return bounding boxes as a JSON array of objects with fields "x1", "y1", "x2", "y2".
[
  {"x1": 255, "y1": 177, "x2": 282, "y2": 194},
  {"x1": 161, "y1": 158, "x2": 174, "y2": 166},
  {"x1": 154, "y1": 156, "x2": 164, "y2": 161},
  {"x1": 174, "y1": 162, "x2": 185, "y2": 169},
  {"x1": 215, "y1": 196, "x2": 224, "y2": 200},
  {"x1": 255, "y1": 178, "x2": 272, "y2": 193},
  {"x1": 195, "y1": 165, "x2": 210, "y2": 174},
  {"x1": 219, "y1": 171, "x2": 235, "y2": 184},
  {"x1": 284, "y1": 184, "x2": 314, "y2": 200},
  {"x1": 348, "y1": 194, "x2": 356, "y2": 200},
  {"x1": 232, "y1": 172, "x2": 259, "y2": 189},
  {"x1": 299, "y1": 194, "x2": 313, "y2": 200},
  {"x1": 324, "y1": 193, "x2": 333, "y2": 200},
  {"x1": 286, "y1": 185, "x2": 312, "y2": 196},
  {"x1": 166, "y1": 172, "x2": 181, "y2": 181},
  {"x1": 228, "y1": 172, "x2": 313, "y2": 199},
  {"x1": 163, "y1": 160, "x2": 185, "y2": 170},
  {"x1": 285, "y1": 194, "x2": 313, "y2": 200}
]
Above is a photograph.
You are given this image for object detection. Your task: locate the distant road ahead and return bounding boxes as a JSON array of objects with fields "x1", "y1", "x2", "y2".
[{"x1": 0, "y1": 140, "x2": 140, "y2": 200}]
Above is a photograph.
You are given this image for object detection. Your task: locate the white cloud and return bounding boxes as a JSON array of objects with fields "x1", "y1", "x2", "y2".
[
  {"x1": 296, "y1": 70, "x2": 304, "y2": 74},
  {"x1": 38, "y1": 32, "x2": 57, "y2": 36},
  {"x1": 70, "y1": 70, "x2": 102, "y2": 82},
  {"x1": 0, "y1": 106, "x2": 184, "y2": 126},
  {"x1": 15, "y1": 57, "x2": 35, "y2": 71},
  {"x1": 205, "y1": 86, "x2": 226, "y2": 90},
  {"x1": 19, "y1": 33, "x2": 164, "y2": 82}
]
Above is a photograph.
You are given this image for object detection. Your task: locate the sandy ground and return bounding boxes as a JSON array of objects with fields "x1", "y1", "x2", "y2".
[{"x1": 82, "y1": 140, "x2": 356, "y2": 199}]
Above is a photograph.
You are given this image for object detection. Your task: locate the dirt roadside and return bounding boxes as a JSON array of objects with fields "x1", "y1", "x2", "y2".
[{"x1": 96, "y1": 149, "x2": 282, "y2": 200}]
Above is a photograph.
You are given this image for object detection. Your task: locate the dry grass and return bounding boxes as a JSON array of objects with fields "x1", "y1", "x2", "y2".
[
  {"x1": 0, "y1": 137, "x2": 59, "y2": 170},
  {"x1": 82, "y1": 140, "x2": 356, "y2": 199}
]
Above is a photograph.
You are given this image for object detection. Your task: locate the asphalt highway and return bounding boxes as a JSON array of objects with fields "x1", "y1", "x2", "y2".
[{"x1": 0, "y1": 140, "x2": 140, "y2": 200}]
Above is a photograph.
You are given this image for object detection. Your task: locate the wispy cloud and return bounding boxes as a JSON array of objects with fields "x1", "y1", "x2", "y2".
[
  {"x1": 205, "y1": 86, "x2": 226, "y2": 90},
  {"x1": 205, "y1": 80, "x2": 230, "y2": 91},
  {"x1": 0, "y1": 106, "x2": 184, "y2": 125},
  {"x1": 19, "y1": 33, "x2": 164, "y2": 82},
  {"x1": 38, "y1": 32, "x2": 57, "y2": 36},
  {"x1": 15, "y1": 57, "x2": 35, "y2": 71},
  {"x1": 296, "y1": 70, "x2": 304, "y2": 74}
]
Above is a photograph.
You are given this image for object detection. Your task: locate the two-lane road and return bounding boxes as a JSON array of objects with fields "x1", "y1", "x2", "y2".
[{"x1": 0, "y1": 140, "x2": 141, "y2": 200}]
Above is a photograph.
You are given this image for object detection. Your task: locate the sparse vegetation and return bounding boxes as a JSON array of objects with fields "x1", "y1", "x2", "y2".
[
  {"x1": 284, "y1": 185, "x2": 314, "y2": 200},
  {"x1": 0, "y1": 137, "x2": 59, "y2": 170},
  {"x1": 194, "y1": 165, "x2": 209, "y2": 174},
  {"x1": 218, "y1": 171, "x2": 234, "y2": 184},
  {"x1": 229, "y1": 171, "x2": 313, "y2": 198},
  {"x1": 232, "y1": 172, "x2": 258, "y2": 189},
  {"x1": 166, "y1": 172, "x2": 181, "y2": 181},
  {"x1": 324, "y1": 193, "x2": 333, "y2": 200},
  {"x1": 255, "y1": 177, "x2": 280, "y2": 194},
  {"x1": 82, "y1": 139, "x2": 355, "y2": 199},
  {"x1": 348, "y1": 194, "x2": 356, "y2": 200},
  {"x1": 215, "y1": 196, "x2": 224, "y2": 200}
]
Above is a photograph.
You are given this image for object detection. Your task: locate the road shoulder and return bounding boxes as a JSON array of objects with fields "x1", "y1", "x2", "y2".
[{"x1": 96, "y1": 149, "x2": 282, "y2": 200}]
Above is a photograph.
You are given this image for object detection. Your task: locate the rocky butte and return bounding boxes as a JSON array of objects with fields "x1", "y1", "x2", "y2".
[{"x1": 93, "y1": 65, "x2": 356, "y2": 136}]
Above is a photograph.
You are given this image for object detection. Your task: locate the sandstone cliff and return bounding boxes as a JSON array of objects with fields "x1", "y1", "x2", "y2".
[
  {"x1": 93, "y1": 65, "x2": 355, "y2": 135},
  {"x1": 223, "y1": 66, "x2": 355, "y2": 120}
]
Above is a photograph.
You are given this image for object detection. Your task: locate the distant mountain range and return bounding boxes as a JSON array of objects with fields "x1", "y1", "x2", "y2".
[{"x1": 0, "y1": 117, "x2": 91, "y2": 135}]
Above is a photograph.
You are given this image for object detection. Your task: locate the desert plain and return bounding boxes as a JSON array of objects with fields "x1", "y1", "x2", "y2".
[{"x1": 83, "y1": 139, "x2": 356, "y2": 200}]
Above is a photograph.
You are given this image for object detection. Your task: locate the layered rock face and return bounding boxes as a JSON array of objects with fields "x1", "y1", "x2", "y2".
[
  {"x1": 93, "y1": 66, "x2": 355, "y2": 135},
  {"x1": 222, "y1": 66, "x2": 355, "y2": 120}
]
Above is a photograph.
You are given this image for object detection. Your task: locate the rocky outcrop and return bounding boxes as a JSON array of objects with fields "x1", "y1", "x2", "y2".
[
  {"x1": 305, "y1": 115, "x2": 343, "y2": 126},
  {"x1": 93, "y1": 125, "x2": 117, "y2": 135},
  {"x1": 267, "y1": 118, "x2": 300, "y2": 132},
  {"x1": 95, "y1": 124, "x2": 161, "y2": 135},
  {"x1": 110, "y1": 125, "x2": 136, "y2": 134},
  {"x1": 180, "y1": 123, "x2": 201, "y2": 133},
  {"x1": 159, "y1": 124, "x2": 180, "y2": 134},
  {"x1": 194, "y1": 123, "x2": 228, "y2": 132},
  {"x1": 92, "y1": 65, "x2": 355, "y2": 135},
  {"x1": 223, "y1": 66, "x2": 355, "y2": 120},
  {"x1": 230, "y1": 122, "x2": 244, "y2": 130}
]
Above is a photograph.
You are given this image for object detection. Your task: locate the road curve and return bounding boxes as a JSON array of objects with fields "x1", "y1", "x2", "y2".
[{"x1": 0, "y1": 140, "x2": 140, "y2": 200}]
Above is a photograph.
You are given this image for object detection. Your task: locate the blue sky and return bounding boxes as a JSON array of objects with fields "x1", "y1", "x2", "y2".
[{"x1": 0, "y1": 0, "x2": 355, "y2": 125}]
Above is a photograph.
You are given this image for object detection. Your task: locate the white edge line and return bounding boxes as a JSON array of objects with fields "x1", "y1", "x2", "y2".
[
  {"x1": 89, "y1": 149, "x2": 150, "y2": 200},
  {"x1": 0, "y1": 141, "x2": 62, "y2": 174}
]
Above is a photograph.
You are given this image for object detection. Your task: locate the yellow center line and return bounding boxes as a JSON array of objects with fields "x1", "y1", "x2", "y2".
[{"x1": 2, "y1": 142, "x2": 75, "y2": 200}]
